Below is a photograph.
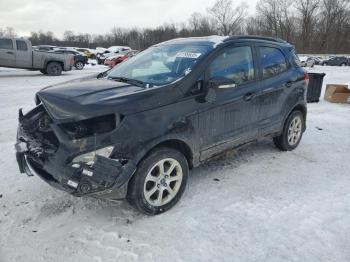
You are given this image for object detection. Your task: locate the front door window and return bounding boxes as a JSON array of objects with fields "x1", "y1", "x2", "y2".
[{"x1": 209, "y1": 46, "x2": 255, "y2": 86}]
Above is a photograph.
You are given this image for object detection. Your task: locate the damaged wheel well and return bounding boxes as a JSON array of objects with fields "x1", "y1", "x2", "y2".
[
  {"x1": 142, "y1": 139, "x2": 194, "y2": 169},
  {"x1": 292, "y1": 104, "x2": 307, "y2": 120}
]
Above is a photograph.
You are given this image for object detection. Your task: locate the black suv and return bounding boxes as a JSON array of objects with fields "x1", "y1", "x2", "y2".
[
  {"x1": 52, "y1": 49, "x2": 88, "y2": 70},
  {"x1": 321, "y1": 56, "x2": 349, "y2": 66},
  {"x1": 15, "y1": 36, "x2": 307, "y2": 215}
]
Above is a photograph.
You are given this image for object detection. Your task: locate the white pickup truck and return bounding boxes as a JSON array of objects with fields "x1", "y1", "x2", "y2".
[{"x1": 0, "y1": 37, "x2": 74, "y2": 75}]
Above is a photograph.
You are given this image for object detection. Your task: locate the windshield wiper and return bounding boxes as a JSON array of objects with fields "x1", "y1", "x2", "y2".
[{"x1": 108, "y1": 76, "x2": 145, "y2": 87}]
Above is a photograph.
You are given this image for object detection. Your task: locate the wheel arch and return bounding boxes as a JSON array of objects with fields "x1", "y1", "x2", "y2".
[
  {"x1": 45, "y1": 60, "x2": 64, "y2": 69},
  {"x1": 286, "y1": 103, "x2": 307, "y2": 131},
  {"x1": 137, "y1": 138, "x2": 195, "y2": 170}
]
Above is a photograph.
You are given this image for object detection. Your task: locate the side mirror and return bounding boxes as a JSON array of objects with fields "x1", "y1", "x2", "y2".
[
  {"x1": 97, "y1": 69, "x2": 111, "y2": 79},
  {"x1": 191, "y1": 80, "x2": 204, "y2": 95}
]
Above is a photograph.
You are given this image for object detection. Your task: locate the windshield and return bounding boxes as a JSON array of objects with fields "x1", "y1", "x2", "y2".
[{"x1": 107, "y1": 44, "x2": 212, "y2": 86}]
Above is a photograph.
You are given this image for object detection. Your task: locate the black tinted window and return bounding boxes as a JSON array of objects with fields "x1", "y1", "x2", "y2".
[
  {"x1": 0, "y1": 38, "x2": 13, "y2": 49},
  {"x1": 260, "y1": 47, "x2": 288, "y2": 78},
  {"x1": 16, "y1": 40, "x2": 28, "y2": 51},
  {"x1": 209, "y1": 46, "x2": 254, "y2": 85},
  {"x1": 292, "y1": 52, "x2": 301, "y2": 66}
]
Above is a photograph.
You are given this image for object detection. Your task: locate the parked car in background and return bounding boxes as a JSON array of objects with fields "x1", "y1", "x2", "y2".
[
  {"x1": 94, "y1": 47, "x2": 106, "y2": 56},
  {"x1": 51, "y1": 49, "x2": 88, "y2": 70},
  {"x1": 108, "y1": 46, "x2": 131, "y2": 53},
  {"x1": 299, "y1": 56, "x2": 315, "y2": 67},
  {"x1": 15, "y1": 36, "x2": 308, "y2": 215},
  {"x1": 75, "y1": 48, "x2": 95, "y2": 58},
  {"x1": 0, "y1": 37, "x2": 73, "y2": 75},
  {"x1": 104, "y1": 50, "x2": 139, "y2": 68},
  {"x1": 311, "y1": 56, "x2": 323, "y2": 65},
  {"x1": 96, "y1": 46, "x2": 131, "y2": 64},
  {"x1": 33, "y1": 45, "x2": 56, "y2": 51},
  {"x1": 321, "y1": 56, "x2": 349, "y2": 66}
]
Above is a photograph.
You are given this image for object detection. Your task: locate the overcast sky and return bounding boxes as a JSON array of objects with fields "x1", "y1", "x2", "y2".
[{"x1": 0, "y1": 0, "x2": 258, "y2": 38}]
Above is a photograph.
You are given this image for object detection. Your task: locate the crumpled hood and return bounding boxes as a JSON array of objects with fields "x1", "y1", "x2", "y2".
[{"x1": 37, "y1": 78, "x2": 148, "y2": 122}]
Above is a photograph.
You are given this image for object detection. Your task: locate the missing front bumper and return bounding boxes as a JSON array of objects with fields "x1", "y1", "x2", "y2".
[{"x1": 16, "y1": 151, "x2": 136, "y2": 199}]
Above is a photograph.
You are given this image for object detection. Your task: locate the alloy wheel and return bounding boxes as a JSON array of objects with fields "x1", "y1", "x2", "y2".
[
  {"x1": 143, "y1": 158, "x2": 183, "y2": 207},
  {"x1": 287, "y1": 116, "x2": 302, "y2": 146}
]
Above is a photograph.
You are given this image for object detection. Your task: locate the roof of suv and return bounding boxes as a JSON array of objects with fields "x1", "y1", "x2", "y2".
[{"x1": 158, "y1": 35, "x2": 290, "y2": 48}]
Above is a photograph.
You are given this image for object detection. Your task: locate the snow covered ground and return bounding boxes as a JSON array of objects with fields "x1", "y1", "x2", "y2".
[{"x1": 0, "y1": 65, "x2": 349, "y2": 262}]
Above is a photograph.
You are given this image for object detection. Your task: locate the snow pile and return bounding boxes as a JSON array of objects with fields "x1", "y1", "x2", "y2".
[
  {"x1": 207, "y1": 35, "x2": 229, "y2": 48},
  {"x1": 0, "y1": 65, "x2": 350, "y2": 262}
]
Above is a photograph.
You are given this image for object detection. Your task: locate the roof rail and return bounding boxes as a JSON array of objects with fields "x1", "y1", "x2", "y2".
[{"x1": 224, "y1": 35, "x2": 286, "y2": 43}]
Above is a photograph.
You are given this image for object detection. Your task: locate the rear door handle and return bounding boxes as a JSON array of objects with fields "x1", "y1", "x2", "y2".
[
  {"x1": 6, "y1": 51, "x2": 14, "y2": 55},
  {"x1": 243, "y1": 92, "x2": 256, "y2": 101}
]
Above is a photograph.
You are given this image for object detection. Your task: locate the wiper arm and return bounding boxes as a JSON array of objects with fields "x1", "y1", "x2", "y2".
[{"x1": 108, "y1": 76, "x2": 145, "y2": 87}]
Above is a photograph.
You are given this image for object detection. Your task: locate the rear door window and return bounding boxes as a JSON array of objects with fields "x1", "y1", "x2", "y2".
[
  {"x1": 0, "y1": 38, "x2": 13, "y2": 50},
  {"x1": 259, "y1": 47, "x2": 288, "y2": 79},
  {"x1": 16, "y1": 40, "x2": 28, "y2": 51}
]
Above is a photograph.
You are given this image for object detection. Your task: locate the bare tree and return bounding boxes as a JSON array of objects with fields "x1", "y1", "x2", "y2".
[
  {"x1": 63, "y1": 30, "x2": 75, "y2": 42},
  {"x1": 0, "y1": 27, "x2": 17, "y2": 37},
  {"x1": 318, "y1": 0, "x2": 350, "y2": 53},
  {"x1": 208, "y1": 0, "x2": 248, "y2": 35},
  {"x1": 257, "y1": 0, "x2": 296, "y2": 42},
  {"x1": 295, "y1": 0, "x2": 319, "y2": 52},
  {"x1": 188, "y1": 12, "x2": 217, "y2": 36}
]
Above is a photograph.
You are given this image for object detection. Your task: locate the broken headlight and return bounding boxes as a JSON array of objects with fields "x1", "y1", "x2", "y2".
[
  {"x1": 60, "y1": 114, "x2": 120, "y2": 139},
  {"x1": 72, "y1": 146, "x2": 114, "y2": 165}
]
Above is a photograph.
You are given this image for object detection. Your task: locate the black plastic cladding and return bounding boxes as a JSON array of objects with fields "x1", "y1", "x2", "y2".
[{"x1": 15, "y1": 36, "x2": 307, "y2": 199}]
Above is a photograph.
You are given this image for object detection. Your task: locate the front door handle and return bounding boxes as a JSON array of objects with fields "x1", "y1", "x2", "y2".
[
  {"x1": 6, "y1": 51, "x2": 14, "y2": 55},
  {"x1": 243, "y1": 92, "x2": 256, "y2": 101},
  {"x1": 285, "y1": 81, "x2": 293, "y2": 88}
]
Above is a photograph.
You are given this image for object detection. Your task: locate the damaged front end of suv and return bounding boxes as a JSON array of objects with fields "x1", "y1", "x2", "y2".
[{"x1": 15, "y1": 82, "x2": 142, "y2": 199}]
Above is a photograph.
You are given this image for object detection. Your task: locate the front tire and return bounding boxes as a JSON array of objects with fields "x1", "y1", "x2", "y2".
[
  {"x1": 46, "y1": 62, "x2": 62, "y2": 76},
  {"x1": 273, "y1": 111, "x2": 304, "y2": 151},
  {"x1": 127, "y1": 147, "x2": 189, "y2": 215}
]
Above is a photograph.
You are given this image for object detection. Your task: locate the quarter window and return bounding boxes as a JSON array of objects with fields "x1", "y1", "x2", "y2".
[
  {"x1": 259, "y1": 47, "x2": 288, "y2": 78},
  {"x1": 0, "y1": 38, "x2": 13, "y2": 50},
  {"x1": 209, "y1": 46, "x2": 254, "y2": 86},
  {"x1": 16, "y1": 40, "x2": 28, "y2": 51}
]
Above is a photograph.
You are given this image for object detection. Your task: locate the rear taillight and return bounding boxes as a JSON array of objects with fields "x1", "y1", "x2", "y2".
[{"x1": 304, "y1": 72, "x2": 309, "y2": 86}]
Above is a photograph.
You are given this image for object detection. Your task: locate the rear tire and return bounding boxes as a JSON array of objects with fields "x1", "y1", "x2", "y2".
[
  {"x1": 46, "y1": 62, "x2": 62, "y2": 76},
  {"x1": 75, "y1": 61, "x2": 84, "y2": 70},
  {"x1": 127, "y1": 147, "x2": 189, "y2": 215},
  {"x1": 273, "y1": 111, "x2": 304, "y2": 151}
]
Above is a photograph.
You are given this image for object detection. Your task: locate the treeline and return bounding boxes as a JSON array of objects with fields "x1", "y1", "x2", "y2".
[{"x1": 1, "y1": 0, "x2": 350, "y2": 53}]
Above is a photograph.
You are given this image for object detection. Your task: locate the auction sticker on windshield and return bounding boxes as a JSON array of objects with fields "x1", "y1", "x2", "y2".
[{"x1": 175, "y1": 52, "x2": 202, "y2": 58}]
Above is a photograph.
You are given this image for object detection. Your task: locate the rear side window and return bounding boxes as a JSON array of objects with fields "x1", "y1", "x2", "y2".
[
  {"x1": 292, "y1": 51, "x2": 301, "y2": 66},
  {"x1": 209, "y1": 46, "x2": 255, "y2": 86},
  {"x1": 16, "y1": 40, "x2": 28, "y2": 51},
  {"x1": 259, "y1": 47, "x2": 288, "y2": 79},
  {"x1": 0, "y1": 38, "x2": 13, "y2": 50}
]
